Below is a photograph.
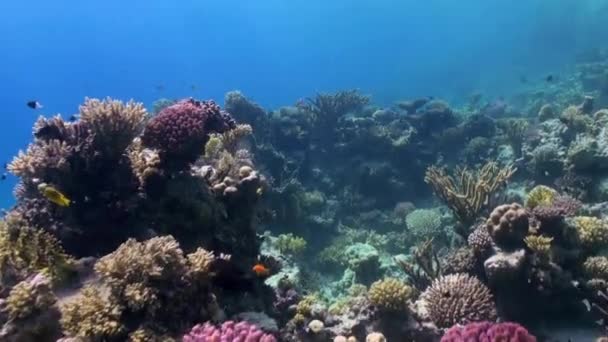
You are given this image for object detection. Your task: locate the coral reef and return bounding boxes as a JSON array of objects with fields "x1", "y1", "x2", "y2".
[
  {"x1": 486, "y1": 203, "x2": 529, "y2": 249},
  {"x1": 183, "y1": 321, "x2": 276, "y2": 342},
  {"x1": 441, "y1": 321, "x2": 536, "y2": 342},
  {"x1": 368, "y1": 277, "x2": 414, "y2": 312}
]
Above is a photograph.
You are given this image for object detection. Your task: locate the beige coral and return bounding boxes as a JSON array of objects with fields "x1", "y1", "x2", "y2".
[
  {"x1": 486, "y1": 203, "x2": 529, "y2": 248},
  {"x1": 368, "y1": 277, "x2": 414, "y2": 311},
  {"x1": 5, "y1": 274, "x2": 56, "y2": 321},
  {"x1": 420, "y1": 273, "x2": 496, "y2": 328},
  {"x1": 60, "y1": 286, "x2": 124, "y2": 339}
]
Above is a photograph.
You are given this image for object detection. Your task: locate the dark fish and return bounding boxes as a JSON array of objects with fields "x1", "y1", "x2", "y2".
[
  {"x1": 155, "y1": 84, "x2": 165, "y2": 91},
  {"x1": 0, "y1": 173, "x2": 6, "y2": 180},
  {"x1": 68, "y1": 115, "x2": 77, "y2": 122},
  {"x1": 191, "y1": 84, "x2": 197, "y2": 91},
  {"x1": 546, "y1": 75, "x2": 554, "y2": 82},
  {"x1": 26, "y1": 100, "x2": 43, "y2": 109},
  {"x1": 520, "y1": 75, "x2": 528, "y2": 83},
  {"x1": 3, "y1": 163, "x2": 6, "y2": 169}
]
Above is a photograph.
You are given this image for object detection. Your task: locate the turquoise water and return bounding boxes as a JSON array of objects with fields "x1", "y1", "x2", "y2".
[{"x1": 0, "y1": 0, "x2": 606, "y2": 208}]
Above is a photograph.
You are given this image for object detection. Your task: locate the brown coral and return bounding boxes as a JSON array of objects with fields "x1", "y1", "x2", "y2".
[
  {"x1": 441, "y1": 247, "x2": 477, "y2": 275},
  {"x1": 584, "y1": 256, "x2": 608, "y2": 280},
  {"x1": 467, "y1": 222, "x2": 493, "y2": 255},
  {"x1": 420, "y1": 273, "x2": 496, "y2": 328},
  {"x1": 486, "y1": 203, "x2": 530, "y2": 249}
]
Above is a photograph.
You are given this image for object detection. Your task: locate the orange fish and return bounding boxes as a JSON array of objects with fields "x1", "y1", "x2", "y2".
[{"x1": 252, "y1": 263, "x2": 270, "y2": 277}]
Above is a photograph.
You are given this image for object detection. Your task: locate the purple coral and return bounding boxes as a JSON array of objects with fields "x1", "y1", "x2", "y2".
[
  {"x1": 142, "y1": 98, "x2": 235, "y2": 168},
  {"x1": 183, "y1": 321, "x2": 277, "y2": 342},
  {"x1": 441, "y1": 321, "x2": 536, "y2": 342}
]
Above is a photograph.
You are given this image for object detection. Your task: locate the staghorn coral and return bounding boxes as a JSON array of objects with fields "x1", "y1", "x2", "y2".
[
  {"x1": 584, "y1": 256, "x2": 608, "y2": 280},
  {"x1": 420, "y1": 273, "x2": 497, "y2": 328},
  {"x1": 142, "y1": 98, "x2": 236, "y2": 169},
  {"x1": 60, "y1": 286, "x2": 125, "y2": 339},
  {"x1": 8, "y1": 139, "x2": 72, "y2": 181},
  {"x1": 183, "y1": 321, "x2": 276, "y2": 342},
  {"x1": 368, "y1": 277, "x2": 414, "y2": 312},
  {"x1": 78, "y1": 97, "x2": 146, "y2": 158},
  {"x1": 486, "y1": 203, "x2": 530, "y2": 249},
  {"x1": 425, "y1": 162, "x2": 516, "y2": 233},
  {"x1": 441, "y1": 321, "x2": 536, "y2": 342},
  {"x1": 573, "y1": 216, "x2": 608, "y2": 250},
  {"x1": 525, "y1": 185, "x2": 558, "y2": 209}
]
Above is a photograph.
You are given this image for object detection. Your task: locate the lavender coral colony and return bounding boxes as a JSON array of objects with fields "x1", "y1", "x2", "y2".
[{"x1": 6, "y1": 54, "x2": 608, "y2": 340}]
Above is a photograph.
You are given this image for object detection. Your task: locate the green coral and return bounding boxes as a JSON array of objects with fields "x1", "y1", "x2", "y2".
[
  {"x1": 405, "y1": 208, "x2": 442, "y2": 240},
  {"x1": 573, "y1": 216, "x2": 608, "y2": 250},
  {"x1": 5, "y1": 274, "x2": 56, "y2": 321},
  {"x1": 0, "y1": 215, "x2": 75, "y2": 286},
  {"x1": 368, "y1": 277, "x2": 414, "y2": 312},
  {"x1": 274, "y1": 233, "x2": 307, "y2": 256},
  {"x1": 525, "y1": 185, "x2": 558, "y2": 209}
]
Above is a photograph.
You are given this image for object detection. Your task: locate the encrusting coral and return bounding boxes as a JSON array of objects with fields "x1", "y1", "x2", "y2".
[
  {"x1": 420, "y1": 273, "x2": 497, "y2": 329},
  {"x1": 368, "y1": 277, "x2": 414, "y2": 312}
]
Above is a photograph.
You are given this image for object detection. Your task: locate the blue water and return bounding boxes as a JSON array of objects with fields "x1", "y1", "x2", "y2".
[{"x1": 1, "y1": 0, "x2": 607, "y2": 209}]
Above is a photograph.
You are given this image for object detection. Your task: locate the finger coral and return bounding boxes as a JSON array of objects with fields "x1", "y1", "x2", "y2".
[
  {"x1": 142, "y1": 98, "x2": 236, "y2": 169},
  {"x1": 583, "y1": 256, "x2": 608, "y2": 280},
  {"x1": 486, "y1": 203, "x2": 530, "y2": 249},
  {"x1": 420, "y1": 273, "x2": 497, "y2": 328},
  {"x1": 183, "y1": 321, "x2": 277, "y2": 342},
  {"x1": 5, "y1": 274, "x2": 56, "y2": 321},
  {"x1": 368, "y1": 277, "x2": 414, "y2": 312},
  {"x1": 441, "y1": 321, "x2": 536, "y2": 342}
]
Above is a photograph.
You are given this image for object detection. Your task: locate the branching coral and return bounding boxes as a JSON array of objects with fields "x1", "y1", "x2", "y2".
[
  {"x1": 142, "y1": 98, "x2": 236, "y2": 169},
  {"x1": 183, "y1": 321, "x2": 277, "y2": 342},
  {"x1": 525, "y1": 185, "x2": 558, "y2": 209},
  {"x1": 583, "y1": 256, "x2": 608, "y2": 280},
  {"x1": 79, "y1": 97, "x2": 146, "y2": 158},
  {"x1": 524, "y1": 235, "x2": 553, "y2": 259},
  {"x1": 274, "y1": 233, "x2": 307, "y2": 256},
  {"x1": 368, "y1": 277, "x2": 414, "y2": 312},
  {"x1": 441, "y1": 321, "x2": 536, "y2": 342},
  {"x1": 396, "y1": 239, "x2": 441, "y2": 291},
  {"x1": 467, "y1": 222, "x2": 493, "y2": 256},
  {"x1": 425, "y1": 162, "x2": 516, "y2": 232},
  {"x1": 405, "y1": 208, "x2": 442, "y2": 240},
  {"x1": 420, "y1": 273, "x2": 497, "y2": 329},
  {"x1": 5, "y1": 274, "x2": 56, "y2": 321},
  {"x1": 441, "y1": 247, "x2": 477, "y2": 276},
  {"x1": 573, "y1": 216, "x2": 608, "y2": 250},
  {"x1": 61, "y1": 236, "x2": 223, "y2": 340},
  {"x1": 0, "y1": 216, "x2": 74, "y2": 287}
]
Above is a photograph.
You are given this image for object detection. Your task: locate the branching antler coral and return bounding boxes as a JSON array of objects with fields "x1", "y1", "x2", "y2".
[{"x1": 395, "y1": 238, "x2": 441, "y2": 291}]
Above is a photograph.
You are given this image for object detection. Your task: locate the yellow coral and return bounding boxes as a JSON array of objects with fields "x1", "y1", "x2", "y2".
[
  {"x1": 275, "y1": 233, "x2": 307, "y2": 256},
  {"x1": 573, "y1": 216, "x2": 608, "y2": 250},
  {"x1": 6, "y1": 274, "x2": 56, "y2": 320},
  {"x1": 0, "y1": 215, "x2": 75, "y2": 285},
  {"x1": 60, "y1": 286, "x2": 125, "y2": 339},
  {"x1": 524, "y1": 235, "x2": 553, "y2": 258},
  {"x1": 583, "y1": 256, "x2": 608, "y2": 280},
  {"x1": 368, "y1": 277, "x2": 414, "y2": 312},
  {"x1": 525, "y1": 185, "x2": 558, "y2": 209},
  {"x1": 296, "y1": 294, "x2": 317, "y2": 317}
]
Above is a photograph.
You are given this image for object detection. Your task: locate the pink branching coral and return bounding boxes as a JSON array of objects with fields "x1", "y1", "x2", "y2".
[
  {"x1": 441, "y1": 321, "x2": 537, "y2": 342},
  {"x1": 183, "y1": 321, "x2": 277, "y2": 342},
  {"x1": 142, "y1": 98, "x2": 236, "y2": 168}
]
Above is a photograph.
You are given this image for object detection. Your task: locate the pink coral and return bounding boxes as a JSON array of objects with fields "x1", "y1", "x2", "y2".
[
  {"x1": 441, "y1": 321, "x2": 536, "y2": 342},
  {"x1": 142, "y1": 98, "x2": 235, "y2": 168},
  {"x1": 183, "y1": 321, "x2": 277, "y2": 342}
]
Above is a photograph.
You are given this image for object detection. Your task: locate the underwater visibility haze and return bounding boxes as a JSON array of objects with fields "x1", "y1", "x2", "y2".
[{"x1": 3, "y1": 0, "x2": 608, "y2": 341}]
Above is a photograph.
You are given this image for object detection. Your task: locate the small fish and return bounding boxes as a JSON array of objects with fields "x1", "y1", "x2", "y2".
[
  {"x1": 2, "y1": 163, "x2": 6, "y2": 169},
  {"x1": 26, "y1": 100, "x2": 43, "y2": 109},
  {"x1": 252, "y1": 263, "x2": 270, "y2": 277},
  {"x1": 68, "y1": 115, "x2": 77, "y2": 122},
  {"x1": 545, "y1": 74, "x2": 554, "y2": 82},
  {"x1": 519, "y1": 75, "x2": 528, "y2": 84},
  {"x1": 155, "y1": 84, "x2": 165, "y2": 92},
  {"x1": 190, "y1": 84, "x2": 197, "y2": 91},
  {"x1": 38, "y1": 183, "x2": 70, "y2": 207},
  {"x1": 0, "y1": 173, "x2": 6, "y2": 181}
]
